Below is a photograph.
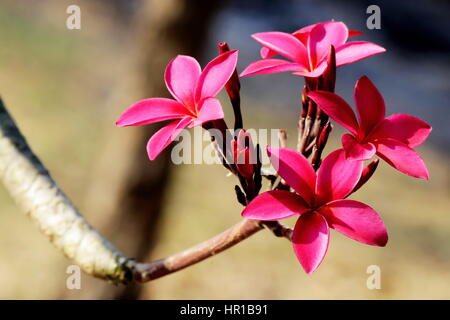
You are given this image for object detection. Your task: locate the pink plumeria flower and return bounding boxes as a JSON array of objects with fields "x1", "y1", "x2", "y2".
[
  {"x1": 308, "y1": 76, "x2": 432, "y2": 179},
  {"x1": 240, "y1": 21, "x2": 385, "y2": 78},
  {"x1": 242, "y1": 147, "x2": 388, "y2": 274},
  {"x1": 116, "y1": 50, "x2": 238, "y2": 160}
]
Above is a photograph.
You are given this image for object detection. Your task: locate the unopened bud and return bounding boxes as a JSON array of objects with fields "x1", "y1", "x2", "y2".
[
  {"x1": 317, "y1": 122, "x2": 332, "y2": 149},
  {"x1": 219, "y1": 42, "x2": 240, "y2": 100},
  {"x1": 219, "y1": 42, "x2": 242, "y2": 130},
  {"x1": 322, "y1": 45, "x2": 336, "y2": 92},
  {"x1": 352, "y1": 159, "x2": 379, "y2": 193}
]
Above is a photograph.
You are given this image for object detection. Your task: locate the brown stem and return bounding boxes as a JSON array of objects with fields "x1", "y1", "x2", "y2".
[
  {"x1": 297, "y1": 86, "x2": 308, "y2": 151},
  {"x1": 260, "y1": 220, "x2": 293, "y2": 240},
  {"x1": 131, "y1": 219, "x2": 291, "y2": 282},
  {"x1": 131, "y1": 219, "x2": 262, "y2": 282}
]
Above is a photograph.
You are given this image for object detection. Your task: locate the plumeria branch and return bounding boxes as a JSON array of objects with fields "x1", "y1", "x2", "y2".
[
  {"x1": 0, "y1": 98, "x2": 291, "y2": 284},
  {"x1": 1, "y1": 19, "x2": 430, "y2": 279},
  {"x1": 132, "y1": 219, "x2": 292, "y2": 282},
  {"x1": 112, "y1": 21, "x2": 429, "y2": 275}
]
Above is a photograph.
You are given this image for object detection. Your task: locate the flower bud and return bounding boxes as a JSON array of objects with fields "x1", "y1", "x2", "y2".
[
  {"x1": 352, "y1": 159, "x2": 379, "y2": 193},
  {"x1": 232, "y1": 129, "x2": 255, "y2": 179}
]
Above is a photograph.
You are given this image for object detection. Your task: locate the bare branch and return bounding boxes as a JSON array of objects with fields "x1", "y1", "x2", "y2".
[{"x1": 132, "y1": 219, "x2": 262, "y2": 282}]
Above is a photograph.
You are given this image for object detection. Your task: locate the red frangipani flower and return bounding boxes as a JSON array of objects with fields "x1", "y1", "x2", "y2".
[
  {"x1": 308, "y1": 76, "x2": 432, "y2": 179},
  {"x1": 116, "y1": 50, "x2": 238, "y2": 160},
  {"x1": 242, "y1": 147, "x2": 388, "y2": 274},
  {"x1": 240, "y1": 21, "x2": 385, "y2": 78}
]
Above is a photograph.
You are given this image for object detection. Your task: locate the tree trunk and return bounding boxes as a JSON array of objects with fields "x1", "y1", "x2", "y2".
[{"x1": 64, "y1": 0, "x2": 226, "y2": 299}]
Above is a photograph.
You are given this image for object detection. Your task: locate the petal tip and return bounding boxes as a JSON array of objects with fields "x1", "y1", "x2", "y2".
[
  {"x1": 413, "y1": 166, "x2": 430, "y2": 180},
  {"x1": 146, "y1": 144, "x2": 158, "y2": 161},
  {"x1": 357, "y1": 75, "x2": 372, "y2": 85},
  {"x1": 147, "y1": 152, "x2": 156, "y2": 161},
  {"x1": 222, "y1": 49, "x2": 239, "y2": 59},
  {"x1": 306, "y1": 269, "x2": 316, "y2": 275},
  {"x1": 251, "y1": 32, "x2": 264, "y2": 39},
  {"x1": 115, "y1": 116, "x2": 128, "y2": 127},
  {"x1": 377, "y1": 45, "x2": 387, "y2": 53},
  {"x1": 266, "y1": 145, "x2": 278, "y2": 158},
  {"x1": 239, "y1": 69, "x2": 250, "y2": 78},
  {"x1": 376, "y1": 232, "x2": 388, "y2": 247},
  {"x1": 359, "y1": 75, "x2": 369, "y2": 81},
  {"x1": 299, "y1": 257, "x2": 322, "y2": 275}
]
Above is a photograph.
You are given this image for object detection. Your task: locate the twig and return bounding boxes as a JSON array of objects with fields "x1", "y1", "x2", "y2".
[{"x1": 133, "y1": 219, "x2": 262, "y2": 282}]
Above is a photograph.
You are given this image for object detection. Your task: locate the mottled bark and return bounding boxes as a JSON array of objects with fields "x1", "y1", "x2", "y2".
[{"x1": 0, "y1": 99, "x2": 126, "y2": 282}]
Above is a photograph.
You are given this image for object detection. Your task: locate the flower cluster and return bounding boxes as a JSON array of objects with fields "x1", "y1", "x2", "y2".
[
  {"x1": 117, "y1": 21, "x2": 431, "y2": 274},
  {"x1": 240, "y1": 21, "x2": 385, "y2": 78}
]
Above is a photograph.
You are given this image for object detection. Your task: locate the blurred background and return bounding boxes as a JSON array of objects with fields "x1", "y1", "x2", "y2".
[{"x1": 0, "y1": 0, "x2": 449, "y2": 299}]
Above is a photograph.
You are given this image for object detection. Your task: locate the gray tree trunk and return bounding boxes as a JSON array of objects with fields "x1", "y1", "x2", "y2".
[{"x1": 64, "y1": 0, "x2": 226, "y2": 299}]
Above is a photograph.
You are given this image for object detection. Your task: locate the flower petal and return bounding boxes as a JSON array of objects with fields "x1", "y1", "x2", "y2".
[
  {"x1": 242, "y1": 190, "x2": 310, "y2": 221},
  {"x1": 267, "y1": 147, "x2": 316, "y2": 206},
  {"x1": 374, "y1": 138, "x2": 429, "y2": 179},
  {"x1": 292, "y1": 61, "x2": 328, "y2": 78},
  {"x1": 370, "y1": 114, "x2": 432, "y2": 148},
  {"x1": 292, "y1": 212, "x2": 329, "y2": 274},
  {"x1": 146, "y1": 117, "x2": 191, "y2": 160},
  {"x1": 293, "y1": 29, "x2": 313, "y2": 45},
  {"x1": 342, "y1": 133, "x2": 376, "y2": 161},
  {"x1": 251, "y1": 32, "x2": 308, "y2": 64},
  {"x1": 189, "y1": 97, "x2": 224, "y2": 127},
  {"x1": 316, "y1": 149, "x2": 363, "y2": 205},
  {"x1": 195, "y1": 50, "x2": 238, "y2": 102},
  {"x1": 260, "y1": 46, "x2": 276, "y2": 59},
  {"x1": 319, "y1": 199, "x2": 388, "y2": 246},
  {"x1": 354, "y1": 76, "x2": 385, "y2": 135},
  {"x1": 293, "y1": 22, "x2": 333, "y2": 51},
  {"x1": 335, "y1": 41, "x2": 386, "y2": 67},
  {"x1": 240, "y1": 59, "x2": 304, "y2": 77},
  {"x1": 348, "y1": 30, "x2": 363, "y2": 37},
  {"x1": 307, "y1": 91, "x2": 359, "y2": 135},
  {"x1": 263, "y1": 24, "x2": 364, "y2": 62},
  {"x1": 293, "y1": 23, "x2": 317, "y2": 37},
  {"x1": 308, "y1": 21, "x2": 348, "y2": 66},
  {"x1": 164, "y1": 55, "x2": 201, "y2": 107},
  {"x1": 116, "y1": 98, "x2": 188, "y2": 127}
]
